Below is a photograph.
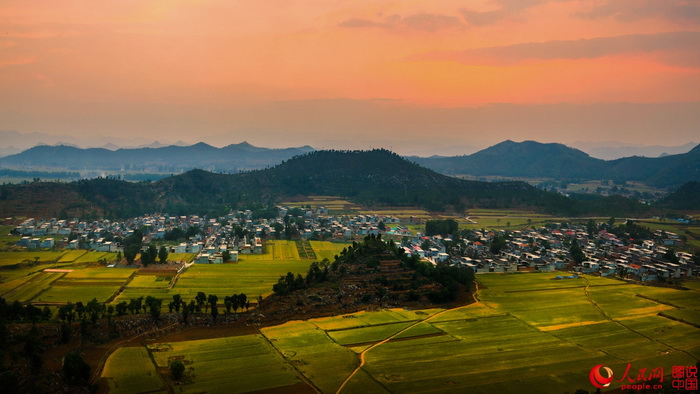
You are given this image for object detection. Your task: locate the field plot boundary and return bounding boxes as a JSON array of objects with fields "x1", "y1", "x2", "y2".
[
  {"x1": 658, "y1": 312, "x2": 700, "y2": 329},
  {"x1": 635, "y1": 293, "x2": 683, "y2": 308},
  {"x1": 258, "y1": 329, "x2": 322, "y2": 394},
  {"x1": 582, "y1": 277, "x2": 699, "y2": 362}
]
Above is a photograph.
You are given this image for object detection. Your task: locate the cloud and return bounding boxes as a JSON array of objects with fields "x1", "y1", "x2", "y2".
[
  {"x1": 0, "y1": 55, "x2": 36, "y2": 67},
  {"x1": 414, "y1": 31, "x2": 700, "y2": 66},
  {"x1": 339, "y1": 13, "x2": 463, "y2": 32},
  {"x1": 576, "y1": 0, "x2": 700, "y2": 23},
  {"x1": 400, "y1": 13, "x2": 463, "y2": 32},
  {"x1": 338, "y1": 18, "x2": 392, "y2": 29},
  {"x1": 460, "y1": 0, "x2": 550, "y2": 26}
]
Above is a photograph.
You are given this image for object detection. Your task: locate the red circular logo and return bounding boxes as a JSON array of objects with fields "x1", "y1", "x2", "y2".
[{"x1": 589, "y1": 364, "x2": 614, "y2": 388}]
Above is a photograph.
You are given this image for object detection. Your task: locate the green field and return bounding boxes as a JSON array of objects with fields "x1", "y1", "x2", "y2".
[
  {"x1": 146, "y1": 335, "x2": 301, "y2": 393},
  {"x1": 167, "y1": 253, "x2": 196, "y2": 263},
  {"x1": 309, "y1": 241, "x2": 350, "y2": 262},
  {"x1": 261, "y1": 321, "x2": 359, "y2": 393},
  {"x1": 102, "y1": 346, "x2": 164, "y2": 394},
  {"x1": 113, "y1": 240, "x2": 345, "y2": 305},
  {"x1": 117, "y1": 272, "x2": 700, "y2": 393},
  {"x1": 0, "y1": 251, "x2": 67, "y2": 266}
]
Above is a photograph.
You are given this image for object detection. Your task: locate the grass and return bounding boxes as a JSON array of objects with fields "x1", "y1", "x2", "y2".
[
  {"x1": 0, "y1": 251, "x2": 66, "y2": 266},
  {"x1": 95, "y1": 270, "x2": 700, "y2": 393},
  {"x1": 167, "y1": 253, "x2": 196, "y2": 263},
  {"x1": 127, "y1": 275, "x2": 172, "y2": 288},
  {"x1": 2, "y1": 272, "x2": 64, "y2": 302},
  {"x1": 64, "y1": 268, "x2": 135, "y2": 279},
  {"x1": 309, "y1": 241, "x2": 350, "y2": 262},
  {"x1": 327, "y1": 321, "x2": 415, "y2": 346},
  {"x1": 102, "y1": 346, "x2": 163, "y2": 394},
  {"x1": 113, "y1": 251, "x2": 314, "y2": 305},
  {"x1": 34, "y1": 283, "x2": 122, "y2": 303},
  {"x1": 73, "y1": 251, "x2": 117, "y2": 263},
  {"x1": 146, "y1": 334, "x2": 301, "y2": 393},
  {"x1": 57, "y1": 250, "x2": 87, "y2": 262},
  {"x1": 261, "y1": 321, "x2": 358, "y2": 393}
]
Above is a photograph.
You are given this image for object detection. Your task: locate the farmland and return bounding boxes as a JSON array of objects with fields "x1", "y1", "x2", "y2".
[
  {"x1": 0, "y1": 240, "x2": 355, "y2": 307},
  {"x1": 102, "y1": 272, "x2": 700, "y2": 393},
  {"x1": 102, "y1": 346, "x2": 164, "y2": 394}
]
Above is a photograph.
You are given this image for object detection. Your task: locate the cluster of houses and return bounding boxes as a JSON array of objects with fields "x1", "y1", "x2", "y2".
[
  {"x1": 7, "y1": 212, "x2": 697, "y2": 282},
  {"x1": 406, "y1": 223, "x2": 697, "y2": 282},
  {"x1": 7, "y1": 208, "x2": 404, "y2": 264}
]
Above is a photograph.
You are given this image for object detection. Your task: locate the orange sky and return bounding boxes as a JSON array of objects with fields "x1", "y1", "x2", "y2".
[{"x1": 1, "y1": 0, "x2": 699, "y2": 154}]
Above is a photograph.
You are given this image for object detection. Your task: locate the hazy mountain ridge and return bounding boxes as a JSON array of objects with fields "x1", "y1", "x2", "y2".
[
  {"x1": 411, "y1": 140, "x2": 700, "y2": 187},
  {"x1": 0, "y1": 149, "x2": 656, "y2": 219},
  {"x1": 0, "y1": 142, "x2": 315, "y2": 173}
]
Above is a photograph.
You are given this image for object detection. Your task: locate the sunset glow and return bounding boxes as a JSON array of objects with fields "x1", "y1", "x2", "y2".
[{"x1": 1, "y1": 0, "x2": 699, "y2": 153}]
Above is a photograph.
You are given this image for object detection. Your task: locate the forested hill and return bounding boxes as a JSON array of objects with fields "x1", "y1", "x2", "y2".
[
  {"x1": 153, "y1": 149, "x2": 575, "y2": 213},
  {"x1": 411, "y1": 140, "x2": 700, "y2": 187},
  {"x1": 0, "y1": 142, "x2": 314, "y2": 173},
  {"x1": 0, "y1": 149, "x2": 652, "y2": 219}
]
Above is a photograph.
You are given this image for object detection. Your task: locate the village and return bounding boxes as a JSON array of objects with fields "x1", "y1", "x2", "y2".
[{"x1": 8, "y1": 206, "x2": 699, "y2": 284}]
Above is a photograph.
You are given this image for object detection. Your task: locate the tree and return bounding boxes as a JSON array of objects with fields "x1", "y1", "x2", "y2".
[
  {"x1": 41, "y1": 305, "x2": 52, "y2": 321},
  {"x1": 122, "y1": 229, "x2": 144, "y2": 264},
  {"x1": 75, "y1": 301, "x2": 85, "y2": 320},
  {"x1": 63, "y1": 352, "x2": 91, "y2": 384},
  {"x1": 170, "y1": 360, "x2": 185, "y2": 380},
  {"x1": 569, "y1": 238, "x2": 585, "y2": 264},
  {"x1": 664, "y1": 249, "x2": 680, "y2": 264},
  {"x1": 586, "y1": 219, "x2": 597, "y2": 236},
  {"x1": 207, "y1": 294, "x2": 218, "y2": 312},
  {"x1": 195, "y1": 292, "x2": 207, "y2": 312},
  {"x1": 145, "y1": 296, "x2": 162, "y2": 320},
  {"x1": 273, "y1": 222, "x2": 284, "y2": 239},
  {"x1": 172, "y1": 294, "x2": 182, "y2": 312},
  {"x1": 490, "y1": 235, "x2": 507, "y2": 254},
  {"x1": 158, "y1": 246, "x2": 169, "y2": 264},
  {"x1": 222, "y1": 250, "x2": 231, "y2": 262},
  {"x1": 425, "y1": 219, "x2": 458, "y2": 236}
]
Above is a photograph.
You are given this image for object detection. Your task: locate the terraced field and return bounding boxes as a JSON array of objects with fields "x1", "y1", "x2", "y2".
[{"x1": 101, "y1": 272, "x2": 700, "y2": 393}]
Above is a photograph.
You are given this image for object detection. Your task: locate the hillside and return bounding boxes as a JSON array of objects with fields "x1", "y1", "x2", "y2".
[
  {"x1": 0, "y1": 149, "x2": 652, "y2": 218},
  {"x1": 0, "y1": 142, "x2": 314, "y2": 173},
  {"x1": 259, "y1": 234, "x2": 475, "y2": 319},
  {"x1": 154, "y1": 149, "x2": 577, "y2": 213},
  {"x1": 658, "y1": 181, "x2": 700, "y2": 210},
  {"x1": 412, "y1": 140, "x2": 700, "y2": 187}
]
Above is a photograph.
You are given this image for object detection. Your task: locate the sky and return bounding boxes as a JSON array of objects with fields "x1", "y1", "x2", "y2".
[{"x1": 1, "y1": 0, "x2": 699, "y2": 155}]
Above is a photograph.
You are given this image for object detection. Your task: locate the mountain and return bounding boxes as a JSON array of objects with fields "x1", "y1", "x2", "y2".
[
  {"x1": 411, "y1": 140, "x2": 700, "y2": 187},
  {"x1": 576, "y1": 141, "x2": 698, "y2": 160},
  {"x1": 411, "y1": 140, "x2": 606, "y2": 179},
  {"x1": 153, "y1": 149, "x2": 575, "y2": 213},
  {"x1": 0, "y1": 149, "x2": 646, "y2": 219},
  {"x1": 0, "y1": 142, "x2": 315, "y2": 173}
]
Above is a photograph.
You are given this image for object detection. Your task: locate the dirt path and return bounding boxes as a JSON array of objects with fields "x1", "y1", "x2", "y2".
[{"x1": 335, "y1": 283, "x2": 481, "y2": 394}]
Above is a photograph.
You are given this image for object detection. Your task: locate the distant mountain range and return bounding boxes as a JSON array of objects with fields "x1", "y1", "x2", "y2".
[
  {"x1": 1, "y1": 149, "x2": 666, "y2": 219},
  {"x1": 576, "y1": 141, "x2": 698, "y2": 160},
  {"x1": 0, "y1": 142, "x2": 314, "y2": 174},
  {"x1": 410, "y1": 140, "x2": 700, "y2": 187},
  {"x1": 1, "y1": 139, "x2": 698, "y2": 189}
]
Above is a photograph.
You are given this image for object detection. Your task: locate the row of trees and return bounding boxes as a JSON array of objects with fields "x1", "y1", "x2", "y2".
[{"x1": 425, "y1": 219, "x2": 459, "y2": 237}]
